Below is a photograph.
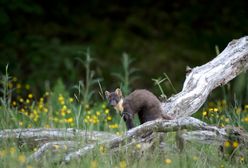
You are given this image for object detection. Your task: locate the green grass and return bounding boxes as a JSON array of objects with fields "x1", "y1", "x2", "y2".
[{"x1": 0, "y1": 54, "x2": 248, "y2": 168}]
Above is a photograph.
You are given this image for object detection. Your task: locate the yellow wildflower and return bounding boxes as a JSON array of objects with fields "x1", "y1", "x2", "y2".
[
  {"x1": 58, "y1": 95, "x2": 64, "y2": 101},
  {"x1": 244, "y1": 117, "x2": 248, "y2": 122},
  {"x1": 119, "y1": 160, "x2": 127, "y2": 168},
  {"x1": 26, "y1": 99, "x2": 30, "y2": 104},
  {"x1": 224, "y1": 118, "x2": 229, "y2": 123},
  {"x1": 232, "y1": 141, "x2": 239, "y2": 148},
  {"x1": 58, "y1": 95, "x2": 65, "y2": 105},
  {"x1": 101, "y1": 104, "x2": 106, "y2": 109},
  {"x1": 164, "y1": 158, "x2": 172, "y2": 164},
  {"x1": 43, "y1": 108, "x2": 48, "y2": 113},
  {"x1": 84, "y1": 118, "x2": 88, "y2": 123},
  {"x1": 45, "y1": 124, "x2": 50, "y2": 128},
  {"x1": 39, "y1": 97, "x2": 44, "y2": 102},
  {"x1": 61, "y1": 111, "x2": 66, "y2": 116},
  {"x1": 28, "y1": 93, "x2": 33, "y2": 99},
  {"x1": 192, "y1": 156, "x2": 198, "y2": 160},
  {"x1": 107, "y1": 116, "x2": 112, "y2": 121},
  {"x1": 235, "y1": 108, "x2": 241, "y2": 114},
  {"x1": 17, "y1": 83, "x2": 22, "y2": 89},
  {"x1": 53, "y1": 144, "x2": 60, "y2": 150},
  {"x1": 10, "y1": 147, "x2": 16, "y2": 155},
  {"x1": 208, "y1": 108, "x2": 214, "y2": 112},
  {"x1": 0, "y1": 150, "x2": 6, "y2": 157},
  {"x1": 245, "y1": 105, "x2": 248, "y2": 109},
  {"x1": 54, "y1": 117, "x2": 59, "y2": 122},
  {"x1": 62, "y1": 105, "x2": 67, "y2": 110},
  {"x1": 202, "y1": 111, "x2": 207, "y2": 116},
  {"x1": 19, "y1": 98, "x2": 24, "y2": 103},
  {"x1": 136, "y1": 143, "x2": 141, "y2": 149},
  {"x1": 8, "y1": 82, "x2": 13, "y2": 89},
  {"x1": 105, "y1": 109, "x2": 109, "y2": 114},
  {"x1": 224, "y1": 141, "x2": 231, "y2": 148},
  {"x1": 67, "y1": 109, "x2": 72, "y2": 114},
  {"x1": 213, "y1": 108, "x2": 218, "y2": 112},
  {"x1": 69, "y1": 97, "x2": 74, "y2": 103},
  {"x1": 96, "y1": 111, "x2": 100, "y2": 116},
  {"x1": 18, "y1": 154, "x2": 26, "y2": 163},
  {"x1": 12, "y1": 101, "x2": 17, "y2": 106},
  {"x1": 66, "y1": 117, "x2": 74, "y2": 123},
  {"x1": 91, "y1": 160, "x2": 98, "y2": 168},
  {"x1": 99, "y1": 145, "x2": 105, "y2": 154},
  {"x1": 39, "y1": 104, "x2": 43, "y2": 110},
  {"x1": 19, "y1": 122, "x2": 23, "y2": 126},
  {"x1": 45, "y1": 92, "x2": 50, "y2": 96}
]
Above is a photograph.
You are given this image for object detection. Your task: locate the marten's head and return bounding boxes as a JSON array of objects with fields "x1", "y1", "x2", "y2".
[{"x1": 105, "y1": 88, "x2": 123, "y2": 107}]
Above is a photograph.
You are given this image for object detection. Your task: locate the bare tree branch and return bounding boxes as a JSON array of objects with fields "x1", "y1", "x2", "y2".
[{"x1": 162, "y1": 36, "x2": 248, "y2": 118}]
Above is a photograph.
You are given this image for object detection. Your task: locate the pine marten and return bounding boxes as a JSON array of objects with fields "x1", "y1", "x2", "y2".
[{"x1": 105, "y1": 88, "x2": 172, "y2": 130}]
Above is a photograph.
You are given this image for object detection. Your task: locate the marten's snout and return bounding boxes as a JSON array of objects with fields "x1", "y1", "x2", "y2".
[{"x1": 109, "y1": 99, "x2": 118, "y2": 106}]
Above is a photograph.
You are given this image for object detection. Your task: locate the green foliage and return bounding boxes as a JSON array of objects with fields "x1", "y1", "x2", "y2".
[
  {"x1": 152, "y1": 73, "x2": 177, "y2": 99},
  {"x1": 0, "y1": 63, "x2": 248, "y2": 167},
  {"x1": 1, "y1": 0, "x2": 248, "y2": 96},
  {"x1": 233, "y1": 73, "x2": 248, "y2": 103},
  {"x1": 73, "y1": 48, "x2": 102, "y2": 106},
  {"x1": 0, "y1": 65, "x2": 11, "y2": 109},
  {"x1": 112, "y1": 53, "x2": 138, "y2": 95}
]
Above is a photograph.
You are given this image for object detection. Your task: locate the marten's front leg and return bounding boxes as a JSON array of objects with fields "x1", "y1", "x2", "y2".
[
  {"x1": 122, "y1": 103, "x2": 134, "y2": 130},
  {"x1": 122, "y1": 111, "x2": 134, "y2": 130}
]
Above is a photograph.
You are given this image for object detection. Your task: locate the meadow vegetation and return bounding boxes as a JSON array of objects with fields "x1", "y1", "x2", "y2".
[{"x1": 0, "y1": 52, "x2": 248, "y2": 168}]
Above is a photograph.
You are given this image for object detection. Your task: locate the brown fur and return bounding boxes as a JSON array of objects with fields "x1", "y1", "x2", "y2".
[{"x1": 105, "y1": 89, "x2": 172, "y2": 130}]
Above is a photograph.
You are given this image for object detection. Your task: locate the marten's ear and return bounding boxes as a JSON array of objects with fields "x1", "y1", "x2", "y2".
[
  {"x1": 105, "y1": 91, "x2": 110, "y2": 99},
  {"x1": 115, "y1": 88, "x2": 122, "y2": 97}
]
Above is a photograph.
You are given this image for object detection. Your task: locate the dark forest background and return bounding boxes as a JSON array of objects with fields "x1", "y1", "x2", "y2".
[{"x1": 1, "y1": 0, "x2": 248, "y2": 100}]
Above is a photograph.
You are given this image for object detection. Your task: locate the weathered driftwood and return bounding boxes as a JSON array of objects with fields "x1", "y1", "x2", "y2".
[{"x1": 162, "y1": 36, "x2": 248, "y2": 118}]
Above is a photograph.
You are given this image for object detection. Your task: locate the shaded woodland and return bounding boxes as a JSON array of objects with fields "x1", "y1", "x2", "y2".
[{"x1": 1, "y1": 0, "x2": 248, "y2": 97}]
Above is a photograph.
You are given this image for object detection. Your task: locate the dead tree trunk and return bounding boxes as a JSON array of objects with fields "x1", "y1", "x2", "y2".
[{"x1": 162, "y1": 36, "x2": 248, "y2": 118}]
